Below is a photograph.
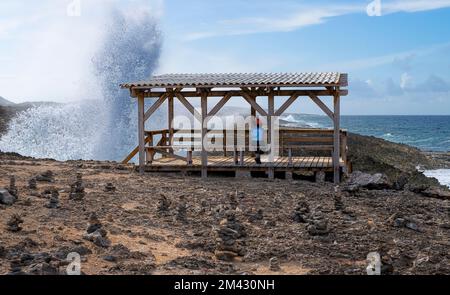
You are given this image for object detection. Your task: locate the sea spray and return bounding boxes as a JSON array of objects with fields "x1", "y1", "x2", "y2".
[
  {"x1": 0, "y1": 101, "x2": 107, "y2": 160},
  {"x1": 92, "y1": 8, "x2": 163, "y2": 160},
  {"x1": 0, "y1": 8, "x2": 163, "y2": 161}
]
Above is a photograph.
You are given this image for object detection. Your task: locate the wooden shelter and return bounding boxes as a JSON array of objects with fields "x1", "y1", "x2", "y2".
[{"x1": 121, "y1": 72, "x2": 349, "y2": 183}]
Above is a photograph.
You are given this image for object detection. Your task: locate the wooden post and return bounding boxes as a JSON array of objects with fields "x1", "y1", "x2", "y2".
[
  {"x1": 138, "y1": 93, "x2": 145, "y2": 174},
  {"x1": 268, "y1": 90, "x2": 275, "y2": 179},
  {"x1": 333, "y1": 89, "x2": 341, "y2": 183},
  {"x1": 201, "y1": 91, "x2": 208, "y2": 178},
  {"x1": 168, "y1": 93, "x2": 174, "y2": 146}
]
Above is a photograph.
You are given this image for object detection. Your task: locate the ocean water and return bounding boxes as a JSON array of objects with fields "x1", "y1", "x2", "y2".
[
  {"x1": 281, "y1": 114, "x2": 450, "y2": 152},
  {"x1": 281, "y1": 114, "x2": 450, "y2": 187}
]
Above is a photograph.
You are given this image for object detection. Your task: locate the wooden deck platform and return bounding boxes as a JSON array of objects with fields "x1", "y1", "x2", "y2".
[{"x1": 140, "y1": 155, "x2": 345, "y2": 173}]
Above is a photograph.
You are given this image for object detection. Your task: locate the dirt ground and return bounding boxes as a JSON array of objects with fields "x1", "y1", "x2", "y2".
[{"x1": 1, "y1": 158, "x2": 449, "y2": 275}]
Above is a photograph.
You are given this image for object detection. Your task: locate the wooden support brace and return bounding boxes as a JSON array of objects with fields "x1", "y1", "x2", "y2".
[
  {"x1": 308, "y1": 94, "x2": 334, "y2": 121},
  {"x1": 241, "y1": 91, "x2": 268, "y2": 116},
  {"x1": 175, "y1": 92, "x2": 202, "y2": 122},
  {"x1": 208, "y1": 93, "x2": 233, "y2": 117},
  {"x1": 144, "y1": 93, "x2": 168, "y2": 121},
  {"x1": 275, "y1": 94, "x2": 300, "y2": 116}
]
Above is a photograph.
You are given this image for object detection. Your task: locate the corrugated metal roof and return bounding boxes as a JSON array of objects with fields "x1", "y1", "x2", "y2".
[{"x1": 120, "y1": 72, "x2": 348, "y2": 88}]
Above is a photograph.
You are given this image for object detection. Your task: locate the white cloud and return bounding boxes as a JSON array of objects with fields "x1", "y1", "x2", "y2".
[
  {"x1": 384, "y1": 0, "x2": 450, "y2": 13},
  {"x1": 183, "y1": 0, "x2": 450, "y2": 41},
  {"x1": 400, "y1": 72, "x2": 412, "y2": 89}
]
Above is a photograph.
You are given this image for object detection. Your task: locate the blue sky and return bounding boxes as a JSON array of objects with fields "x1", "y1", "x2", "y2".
[{"x1": 1, "y1": 0, "x2": 450, "y2": 114}]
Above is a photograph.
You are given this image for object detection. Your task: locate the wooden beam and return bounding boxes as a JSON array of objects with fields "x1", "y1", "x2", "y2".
[
  {"x1": 333, "y1": 90, "x2": 341, "y2": 183},
  {"x1": 208, "y1": 92, "x2": 232, "y2": 117},
  {"x1": 138, "y1": 94, "x2": 145, "y2": 174},
  {"x1": 122, "y1": 136, "x2": 152, "y2": 164},
  {"x1": 201, "y1": 92, "x2": 208, "y2": 178},
  {"x1": 241, "y1": 91, "x2": 268, "y2": 116},
  {"x1": 149, "y1": 147, "x2": 187, "y2": 161},
  {"x1": 308, "y1": 94, "x2": 334, "y2": 120},
  {"x1": 275, "y1": 93, "x2": 300, "y2": 116},
  {"x1": 175, "y1": 92, "x2": 202, "y2": 122},
  {"x1": 142, "y1": 89, "x2": 348, "y2": 98},
  {"x1": 144, "y1": 93, "x2": 168, "y2": 121}
]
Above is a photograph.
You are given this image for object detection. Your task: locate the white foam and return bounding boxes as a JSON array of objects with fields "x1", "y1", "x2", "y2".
[
  {"x1": 423, "y1": 169, "x2": 450, "y2": 188},
  {"x1": 0, "y1": 8, "x2": 162, "y2": 162}
]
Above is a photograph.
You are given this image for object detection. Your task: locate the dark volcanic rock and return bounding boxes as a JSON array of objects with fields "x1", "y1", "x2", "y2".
[
  {"x1": 0, "y1": 188, "x2": 16, "y2": 205},
  {"x1": 104, "y1": 183, "x2": 116, "y2": 193},
  {"x1": 344, "y1": 171, "x2": 392, "y2": 192},
  {"x1": 28, "y1": 178, "x2": 37, "y2": 190},
  {"x1": 7, "y1": 214, "x2": 24, "y2": 232},
  {"x1": 36, "y1": 170, "x2": 54, "y2": 182},
  {"x1": 420, "y1": 187, "x2": 450, "y2": 200}
]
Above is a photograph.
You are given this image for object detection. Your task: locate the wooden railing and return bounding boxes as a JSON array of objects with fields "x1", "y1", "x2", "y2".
[{"x1": 123, "y1": 128, "x2": 349, "y2": 169}]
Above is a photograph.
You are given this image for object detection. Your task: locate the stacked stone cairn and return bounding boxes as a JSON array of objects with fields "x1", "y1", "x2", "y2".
[
  {"x1": 214, "y1": 210, "x2": 246, "y2": 261},
  {"x1": 83, "y1": 213, "x2": 111, "y2": 248},
  {"x1": 69, "y1": 173, "x2": 85, "y2": 200}
]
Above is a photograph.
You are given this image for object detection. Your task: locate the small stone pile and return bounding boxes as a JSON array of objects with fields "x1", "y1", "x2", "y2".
[
  {"x1": 36, "y1": 170, "x2": 54, "y2": 182},
  {"x1": 292, "y1": 201, "x2": 310, "y2": 223},
  {"x1": 104, "y1": 183, "x2": 116, "y2": 192},
  {"x1": 228, "y1": 192, "x2": 238, "y2": 210},
  {"x1": 334, "y1": 186, "x2": 344, "y2": 211},
  {"x1": 28, "y1": 178, "x2": 37, "y2": 190},
  {"x1": 269, "y1": 257, "x2": 281, "y2": 271},
  {"x1": 157, "y1": 195, "x2": 171, "y2": 215},
  {"x1": 307, "y1": 208, "x2": 329, "y2": 236},
  {"x1": 248, "y1": 208, "x2": 264, "y2": 222},
  {"x1": 69, "y1": 173, "x2": 85, "y2": 200},
  {"x1": 7, "y1": 214, "x2": 24, "y2": 232},
  {"x1": 45, "y1": 189, "x2": 60, "y2": 209},
  {"x1": 83, "y1": 213, "x2": 111, "y2": 248},
  {"x1": 176, "y1": 197, "x2": 188, "y2": 223},
  {"x1": 8, "y1": 176, "x2": 18, "y2": 198},
  {"x1": 214, "y1": 210, "x2": 246, "y2": 261}
]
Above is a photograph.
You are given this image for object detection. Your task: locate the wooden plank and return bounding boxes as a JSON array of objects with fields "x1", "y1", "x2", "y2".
[
  {"x1": 283, "y1": 145, "x2": 334, "y2": 150},
  {"x1": 308, "y1": 94, "x2": 334, "y2": 120},
  {"x1": 144, "y1": 93, "x2": 168, "y2": 121},
  {"x1": 282, "y1": 137, "x2": 333, "y2": 143},
  {"x1": 149, "y1": 147, "x2": 187, "y2": 161}
]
